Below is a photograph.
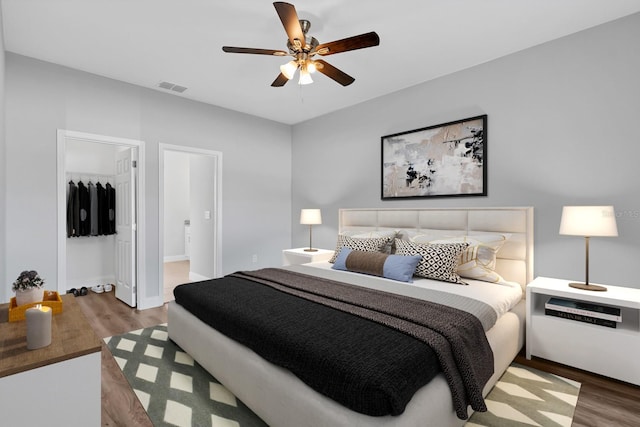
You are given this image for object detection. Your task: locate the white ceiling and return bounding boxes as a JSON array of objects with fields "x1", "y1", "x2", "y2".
[{"x1": 2, "y1": 1, "x2": 640, "y2": 125}]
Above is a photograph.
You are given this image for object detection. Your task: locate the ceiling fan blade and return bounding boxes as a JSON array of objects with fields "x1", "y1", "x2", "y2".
[
  {"x1": 271, "y1": 73, "x2": 290, "y2": 87},
  {"x1": 316, "y1": 32, "x2": 380, "y2": 56},
  {"x1": 314, "y1": 60, "x2": 355, "y2": 86},
  {"x1": 222, "y1": 46, "x2": 288, "y2": 56},
  {"x1": 273, "y1": 2, "x2": 305, "y2": 50}
]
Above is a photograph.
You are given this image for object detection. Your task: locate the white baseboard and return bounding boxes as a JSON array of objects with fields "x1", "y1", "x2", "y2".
[
  {"x1": 189, "y1": 272, "x2": 211, "y2": 282},
  {"x1": 138, "y1": 295, "x2": 165, "y2": 310},
  {"x1": 164, "y1": 255, "x2": 189, "y2": 263}
]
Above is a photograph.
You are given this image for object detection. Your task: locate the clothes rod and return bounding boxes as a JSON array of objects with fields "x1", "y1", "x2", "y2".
[{"x1": 66, "y1": 172, "x2": 115, "y2": 183}]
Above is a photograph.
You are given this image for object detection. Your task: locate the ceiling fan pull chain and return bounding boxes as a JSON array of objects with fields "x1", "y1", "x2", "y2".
[{"x1": 298, "y1": 85, "x2": 305, "y2": 103}]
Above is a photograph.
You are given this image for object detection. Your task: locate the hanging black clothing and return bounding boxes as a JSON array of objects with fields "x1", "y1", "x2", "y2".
[
  {"x1": 77, "y1": 181, "x2": 91, "y2": 236},
  {"x1": 89, "y1": 182, "x2": 99, "y2": 236},
  {"x1": 106, "y1": 183, "x2": 116, "y2": 235},
  {"x1": 96, "y1": 182, "x2": 106, "y2": 235},
  {"x1": 73, "y1": 180, "x2": 80, "y2": 236},
  {"x1": 66, "y1": 181, "x2": 78, "y2": 237},
  {"x1": 67, "y1": 178, "x2": 116, "y2": 237}
]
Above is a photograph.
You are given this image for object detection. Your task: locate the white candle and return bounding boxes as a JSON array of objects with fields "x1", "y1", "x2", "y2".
[{"x1": 26, "y1": 304, "x2": 52, "y2": 350}]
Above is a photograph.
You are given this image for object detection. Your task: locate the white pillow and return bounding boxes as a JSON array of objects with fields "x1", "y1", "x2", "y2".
[{"x1": 429, "y1": 234, "x2": 510, "y2": 283}]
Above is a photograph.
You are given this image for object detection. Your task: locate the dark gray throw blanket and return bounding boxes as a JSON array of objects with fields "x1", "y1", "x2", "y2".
[
  {"x1": 173, "y1": 268, "x2": 493, "y2": 419},
  {"x1": 233, "y1": 268, "x2": 493, "y2": 419}
]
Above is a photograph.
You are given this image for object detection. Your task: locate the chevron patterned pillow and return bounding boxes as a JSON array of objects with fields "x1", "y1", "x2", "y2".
[
  {"x1": 329, "y1": 235, "x2": 392, "y2": 263},
  {"x1": 394, "y1": 239, "x2": 468, "y2": 284}
]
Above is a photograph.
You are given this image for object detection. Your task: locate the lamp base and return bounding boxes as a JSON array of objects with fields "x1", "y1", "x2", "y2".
[
  {"x1": 568, "y1": 282, "x2": 607, "y2": 292},
  {"x1": 304, "y1": 248, "x2": 318, "y2": 252}
]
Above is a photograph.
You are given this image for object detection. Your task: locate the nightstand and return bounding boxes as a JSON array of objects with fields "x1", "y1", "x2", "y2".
[
  {"x1": 282, "y1": 248, "x2": 334, "y2": 266},
  {"x1": 526, "y1": 276, "x2": 640, "y2": 385}
]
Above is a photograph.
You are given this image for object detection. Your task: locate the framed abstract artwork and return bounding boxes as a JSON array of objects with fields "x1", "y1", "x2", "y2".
[{"x1": 381, "y1": 115, "x2": 487, "y2": 199}]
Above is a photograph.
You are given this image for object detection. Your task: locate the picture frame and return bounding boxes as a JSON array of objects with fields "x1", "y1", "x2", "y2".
[{"x1": 381, "y1": 114, "x2": 487, "y2": 200}]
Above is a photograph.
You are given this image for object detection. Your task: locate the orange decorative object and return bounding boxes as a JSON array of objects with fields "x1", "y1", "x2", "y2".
[{"x1": 8, "y1": 290, "x2": 63, "y2": 322}]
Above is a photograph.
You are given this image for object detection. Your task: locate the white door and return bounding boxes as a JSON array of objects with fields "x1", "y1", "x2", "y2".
[{"x1": 115, "y1": 147, "x2": 137, "y2": 307}]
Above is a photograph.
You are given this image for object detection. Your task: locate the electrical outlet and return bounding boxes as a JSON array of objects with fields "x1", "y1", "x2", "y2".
[{"x1": 252, "y1": 254, "x2": 258, "y2": 263}]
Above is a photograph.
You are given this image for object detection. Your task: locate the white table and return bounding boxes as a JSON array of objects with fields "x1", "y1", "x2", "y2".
[
  {"x1": 282, "y1": 248, "x2": 334, "y2": 266},
  {"x1": 526, "y1": 276, "x2": 640, "y2": 385},
  {"x1": 0, "y1": 295, "x2": 102, "y2": 426}
]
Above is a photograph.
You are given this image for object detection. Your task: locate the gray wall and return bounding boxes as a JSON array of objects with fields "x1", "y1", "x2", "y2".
[
  {"x1": 291, "y1": 13, "x2": 640, "y2": 289},
  {"x1": 0, "y1": 12, "x2": 5, "y2": 303},
  {"x1": 163, "y1": 151, "x2": 190, "y2": 259},
  {"x1": 189, "y1": 154, "x2": 217, "y2": 279},
  {"x1": 3, "y1": 53, "x2": 292, "y2": 306}
]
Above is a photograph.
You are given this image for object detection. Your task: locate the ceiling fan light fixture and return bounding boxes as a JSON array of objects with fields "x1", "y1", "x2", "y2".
[
  {"x1": 306, "y1": 60, "x2": 317, "y2": 74},
  {"x1": 280, "y1": 60, "x2": 298, "y2": 80},
  {"x1": 298, "y1": 66, "x2": 313, "y2": 85}
]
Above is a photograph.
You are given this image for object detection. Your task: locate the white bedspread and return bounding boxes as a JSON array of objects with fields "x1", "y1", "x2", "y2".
[{"x1": 287, "y1": 261, "x2": 523, "y2": 320}]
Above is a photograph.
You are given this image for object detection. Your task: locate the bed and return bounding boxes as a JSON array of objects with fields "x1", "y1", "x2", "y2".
[{"x1": 168, "y1": 207, "x2": 533, "y2": 427}]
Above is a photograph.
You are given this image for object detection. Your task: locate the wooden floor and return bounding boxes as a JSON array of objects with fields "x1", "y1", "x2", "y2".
[
  {"x1": 515, "y1": 354, "x2": 640, "y2": 427},
  {"x1": 75, "y1": 291, "x2": 640, "y2": 427},
  {"x1": 76, "y1": 290, "x2": 166, "y2": 427},
  {"x1": 163, "y1": 260, "x2": 191, "y2": 302}
]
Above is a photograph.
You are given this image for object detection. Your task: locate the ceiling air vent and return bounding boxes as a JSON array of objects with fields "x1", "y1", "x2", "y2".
[{"x1": 157, "y1": 81, "x2": 188, "y2": 93}]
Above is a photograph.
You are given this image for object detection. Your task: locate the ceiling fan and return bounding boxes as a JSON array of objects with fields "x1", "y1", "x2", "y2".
[{"x1": 222, "y1": 2, "x2": 380, "y2": 87}]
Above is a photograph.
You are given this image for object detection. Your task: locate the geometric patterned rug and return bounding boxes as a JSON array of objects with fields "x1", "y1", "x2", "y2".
[
  {"x1": 104, "y1": 324, "x2": 267, "y2": 427},
  {"x1": 466, "y1": 363, "x2": 581, "y2": 427},
  {"x1": 106, "y1": 324, "x2": 580, "y2": 427}
]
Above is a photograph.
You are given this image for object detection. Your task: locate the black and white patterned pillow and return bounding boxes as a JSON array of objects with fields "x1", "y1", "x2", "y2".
[
  {"x1": 394, "y1": 239, "x2": 468, "y2": 284},
  {"x1": 329, "y1": 235, "x2": 392, "y2": 263}
]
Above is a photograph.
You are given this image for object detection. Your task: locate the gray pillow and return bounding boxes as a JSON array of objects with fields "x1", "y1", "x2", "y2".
[{"x1": 332, "y1": 248, "x2": 421, "y2": 282}]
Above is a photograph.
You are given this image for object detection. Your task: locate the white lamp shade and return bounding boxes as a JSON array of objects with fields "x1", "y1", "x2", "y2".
[
  {"x1": 280, "y1": 61, "x2": 298, "y2": 80},
  {"x1": 307, "y1": 61, "x2": 317, "y2": 73},
  {"x1": 559, "y1": 206, "x2": 618, "y2": 237},
  {"x1": 300, "y1": 209, "x2": 322, "y2": 225},
  {"x1": 298, "y1": 68, "x2": 313, "y2": 85}
]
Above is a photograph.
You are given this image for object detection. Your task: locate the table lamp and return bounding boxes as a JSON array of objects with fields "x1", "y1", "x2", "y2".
[
  {"x1": 300, "y1": 209, "x2": 322, "y2": 252},
  {"x1": 559, "y1": 205, "x2": 618, "y2": 291}
]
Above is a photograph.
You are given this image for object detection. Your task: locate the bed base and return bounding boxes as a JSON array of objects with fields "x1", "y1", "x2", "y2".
[{"x1": 168, "y1": 299, "x2": 525, "y2": 427}]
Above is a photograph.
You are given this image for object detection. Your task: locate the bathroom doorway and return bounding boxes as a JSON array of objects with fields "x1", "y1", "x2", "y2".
[{"x1": 159, "y1": 144, "x2": 222, "y2": 301}]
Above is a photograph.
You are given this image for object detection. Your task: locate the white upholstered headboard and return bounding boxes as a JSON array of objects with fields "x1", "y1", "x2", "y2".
[{"x1": 338, "y1": 207, "x2": 534, "y2": 289}]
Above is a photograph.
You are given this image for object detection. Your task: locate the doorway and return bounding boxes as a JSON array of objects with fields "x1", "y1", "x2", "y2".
[
  {"x1": 57, "y1": 130, "x2": 146, "y2": 307},
  {"x1": 159, "y1": 144, "x2": 222, "y2": 302}
]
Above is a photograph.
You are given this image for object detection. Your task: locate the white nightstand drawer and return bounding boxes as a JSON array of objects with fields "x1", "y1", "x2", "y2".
[
  {"x1": 529, "y1": 313, "x2": 640, "y2": 384},
  {"x1": 282, "y1": 248, "x2": 334, "y2": 266}
]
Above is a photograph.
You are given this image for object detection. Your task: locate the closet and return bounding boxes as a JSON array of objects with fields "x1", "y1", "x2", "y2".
[
  {"x1": 65, "y1": 140, "x2": 119, "y2": 290},
  {"x1": 58, "y1": 130, "x2": 142, "y2": 308},
  {"x1": 64, "y1": 138, "x2": 137, "y2": 310}
]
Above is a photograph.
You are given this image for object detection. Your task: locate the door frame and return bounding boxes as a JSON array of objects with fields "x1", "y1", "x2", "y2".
[
  {"x1": 159, "y1": 143, "x2": 222, "y2": 291},
  {"x1": 56, "y1": 129, "x2": 146, "y2": 304}
]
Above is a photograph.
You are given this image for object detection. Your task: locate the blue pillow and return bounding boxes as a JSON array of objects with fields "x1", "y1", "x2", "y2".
[{"x1": 332, "y1": 247, "x2": 421, "y2": 283}]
